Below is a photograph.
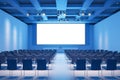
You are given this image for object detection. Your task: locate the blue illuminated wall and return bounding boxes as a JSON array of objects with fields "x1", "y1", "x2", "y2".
[
  {"x1": 28, "y1": 23, "x2": 94, "y2": 51},
  {"x1": 0, "y1": 9, "x2": 28, "y2": 51},
  {"x1": 94, "y1": 11, "x2": 120, "y2": 52}
]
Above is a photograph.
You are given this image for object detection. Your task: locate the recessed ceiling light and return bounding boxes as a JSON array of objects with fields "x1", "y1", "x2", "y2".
[
  {"x1": 81, "y1": 13, "x2": 85, "y2": 16},
  {"x1": 41, "y1": 13, "x2": 46, "y2": 16},
  {"x1": 88, "y1": 13, "x2": 91, "y2": 16},
  {"x1": 26, "y1": 13, "x2": 29, "y2": 16},
  {"x1": 63, "y1": 13, "x2": 66, "y2": 16}
]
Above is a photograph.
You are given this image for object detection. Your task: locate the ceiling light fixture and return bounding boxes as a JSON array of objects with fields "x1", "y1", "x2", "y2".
[
  {"x1": 88, "y1": 13, "x2": 91, "y2": 16},
  {"x1": 26, "y1": 13, "x2": 29, "y2": 16},
  {"x1": 81, "y1": 13, "x2": 85, "y2": 16},
  {"x1": 63, "y1": 13, "x2": 66, "y2": 16},
  {"x1": 57, "y1": 10, "x2": 66, "y2": 21},
  {"x1": 41, "y1": 13, "x2": 46, "y2": 16}
]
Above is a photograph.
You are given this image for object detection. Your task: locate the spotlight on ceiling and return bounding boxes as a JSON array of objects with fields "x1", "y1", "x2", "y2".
[
  {"x1": 57, "y1": 10, "x2": 66, "y2": 21},
  {"x1": 40, "y1": 12, "x2": 48, "y2": 21},
  {"x1": 63, "y1": 13, "x2": 66, "y2": 16},
  {"x1": 88, "y1": 13, "x2": 91, "y2": 16},
  {"x1": 41, "y1": 13, "x2": 46, "y2": 16},
  {"x1": 81, "y1": 13, "x2": 85, "y2": 16},
  {"x1": 26, "y1": 13, "x2": 29, "y2": 16}
]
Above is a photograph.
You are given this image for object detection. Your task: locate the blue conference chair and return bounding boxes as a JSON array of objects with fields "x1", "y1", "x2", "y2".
[
  {"x1": 89, "y1": 59, "x2": 102, "y2": 80},
  {"x1": 76, "y1": 59, "x2": 86, "y2": 70},
  {"x1": 103, "y1": 59, "x2": 117, "y2": 80},
  {"x1": 37, "y1": 59, "x2": 47, "y2": 70},
  {"x1": 106, "y1": 59, "x2": 117, "y2": 76},
  {"x1": 74, "y1": 59, "x2": 86, "y2": 79},
  {"x1": 106, "y1": 59, "x2": 117, "y2": 70},
  {"x1": 22, "y1": 59, "x2": 33, "y2": 76},
  {"x1": 7, "y1": 59, "x2": 17, "y2": 76},
  {"x1": 22, "y1": 59, "x2": 32, "y2": 70},
  {"x1": 36, "y1": 59, "x2": 48, "y2": 76},
  {"x1": 7, "y1": 59, "x2": 17, "y2": 70},
  {"x1": 91, "y1": 59, "x2": 102, "y2": 70}
]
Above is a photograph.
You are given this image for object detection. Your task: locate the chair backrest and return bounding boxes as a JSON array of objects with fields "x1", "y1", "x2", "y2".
[
  {"x1": 91, "y1": 59, "x2": 102, "y2": 70},
  {"x1": 106, "y1": 59, "x2": 117, "y2": 70},
  {"x1": 22, "y1": 59, "x2": 32, "y2": 70},
  {"x1": 0, "y1": 56, "x2": 5, "y2": 63},
  {"x1": 76, "y1": 59, "x2": 86, "y2": 70},
  {"x1": 7, "y1": 59, "x2": 17, "y2": 70},
  {"x1": 0, "y1": 56, "x2": 2, "y2": 70},
  {"x1": 37, "y1": 59, "x2": 47, "y2": 70},
  {"x1": 0, "y1": 62, "x2": 1, "y2": 70}
]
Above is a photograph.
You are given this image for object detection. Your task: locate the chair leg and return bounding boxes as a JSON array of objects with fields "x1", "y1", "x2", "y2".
[
  {"x1": 48, "y1": 64, "x2": 49, "y2": 77},
  {"x1": 20, "y1": 70, "x2": 22, "y2": 77},
  {"x1": 98, "y1": 70, "x2": 100, "y2": 77},
  {"x1": 24, "y1": 70, "x2": 25, "y2": 76},
  {"x1": 111, "y1": 70, "x2": 114, "y2": 76},
  {"x1": 35, "y1": 70, "x2": 37, "y2": 77}
]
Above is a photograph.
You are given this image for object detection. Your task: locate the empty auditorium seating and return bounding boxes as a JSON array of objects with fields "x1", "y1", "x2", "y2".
[
  {"x1": 37, "y1": 59, "x2": 47, "y2": 70},
  {"x1": 0, "y1": 49, "x2": 56, "y2": 72},
  {"x1": 66, "y1": 49, "x2": 120, "y2": 80},
  {"x1": 65, "y1": 49, "x2": 120, "y2": 64},
  {"x1": 91, "y1": 59, "x2": 102, "y2": 70},
  {"x1": 101, "y1": 59, "x2": 118, "y2": 80},
  {"x1": 23, "y1": 59, "x2": 33, "y2": 70},
  {"x1": 0, "y1": 49, "x2": 56, "y2": 63},
  {"x1": 7, "y1": 59, "x2": 17, "y2": 70},
  {"x1": 7, "y1": 59, "x2": 18, "y2": 76},
  {"x1": 106, "y1": 59, "x2": 117, "y2": 70},
  {"x1": 76, "y1": 59, "x2": 86, "y2": 70}
]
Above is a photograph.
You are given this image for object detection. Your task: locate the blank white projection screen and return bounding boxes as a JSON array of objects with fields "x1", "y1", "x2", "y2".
[{"x1": 37, "y1": 24, "x2": 85, "y2": 45}]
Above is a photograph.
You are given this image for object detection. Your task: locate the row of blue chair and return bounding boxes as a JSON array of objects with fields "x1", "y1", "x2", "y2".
[
  {"x1": 74, "y1": 59, "x2": 119, "y2": 80},
  {"x1": 76, "y1": 59, "x2": 117, "y2": 70},
  {"x1": 0, "y1": 49, "x2": 56, "y2": 64},
  {"x1": 65, "y1": 49, "x2": 120, "y2": 64},
  {"x1": 0, "y1": 58, "x2": 47, "y2": 70}
]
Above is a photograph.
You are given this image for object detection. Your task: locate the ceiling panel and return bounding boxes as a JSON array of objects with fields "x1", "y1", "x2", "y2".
[
  {"x1": 0, "y1": 0, "x2": 120, "y2": 24},
  {"x1": 18, "y1": 0, "x2": 33, "y2": 7}
]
